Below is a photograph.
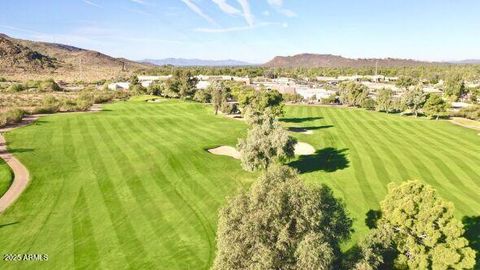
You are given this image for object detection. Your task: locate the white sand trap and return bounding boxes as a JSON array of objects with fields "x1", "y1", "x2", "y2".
[
  {"x1": 208, "y1": 146, "x2": 241, "y2": 159},
  {"x1": 294, "y1": 142, "x2": 315, "y2": 156},
  {"x1": 289, "y1": 128, "x2": 313, "y2": 135},
  {"x1": 147, "y1": 99, "x2": 163, "y2": 103}
]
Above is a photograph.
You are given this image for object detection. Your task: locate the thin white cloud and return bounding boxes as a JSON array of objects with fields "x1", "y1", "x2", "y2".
[
  {"x1": 82, "y1": 0, "x2": 101, "y2": 8},
  {"x1": 266, "y1": 0, "x2": 296, "y2": 17},
  {"x1": 267, "y1": 0, "x2": 282, "y2": 7},
  {"x1": 181, "y1": 0, "x2": 216, "y2": 25},
  {"x1": 236, "y1": 0, "x2": 254, "y2": 26},
  {"x1": 195, "y1": 22, "x2": 283, "y2": 33},
  {"x1": 130, "y1": 0, "x2": 146, "y2": 5},
  {"x1": 212, "y1": 0, "x2": 240, "y2": 15}
]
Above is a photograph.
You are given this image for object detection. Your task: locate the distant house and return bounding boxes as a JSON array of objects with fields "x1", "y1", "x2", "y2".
[{"x1": 108, "y1": 82, "x2": 130, "y2": 90}]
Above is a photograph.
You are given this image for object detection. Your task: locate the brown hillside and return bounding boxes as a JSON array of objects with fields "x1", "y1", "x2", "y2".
[
  {"x1": 264, "y1": 53, "x2": 433, "y2": 68},
  {"x1": 0, "y1": 33, "x2": 152, "y2": 82}
]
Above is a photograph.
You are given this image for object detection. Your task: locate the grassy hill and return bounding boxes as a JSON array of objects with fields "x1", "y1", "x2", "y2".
[{"x1": 0, "y1": 100, "x2": 478, "y2": 269}]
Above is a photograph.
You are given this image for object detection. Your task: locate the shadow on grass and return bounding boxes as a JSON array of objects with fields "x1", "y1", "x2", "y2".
[
  {"x1": 289, "y1": 147, "x2": 349, "y2": 173},
  {"x1": 463, "y1": 216, "x2": 480, "y2": 268},
  {"x1": 365, "y1": 209, "x2": 382, "y2": 229},
  {"x1": 0, "y1": 221, "x2": 19, "y2": 229},
  {"x1": 280, "y1": 116, "x2": 323, "y2": 123},
  {"x1": 287, "y1": 125, "x2": 333, "y2": 132},
  {"x1": 0, "y1": 142, "x2": 33, "y2": 155}
]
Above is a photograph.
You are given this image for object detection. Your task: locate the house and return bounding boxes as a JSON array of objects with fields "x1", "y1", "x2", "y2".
[{"x1": 196, "y1": 81, "x2": 211, "y2": 90}]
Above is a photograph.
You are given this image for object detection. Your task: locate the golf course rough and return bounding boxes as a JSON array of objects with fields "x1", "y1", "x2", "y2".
[
  {"x1": 0, "y1": 100, "x2": 478, "y2": 269},
  {"x1": 0, "y1": 159, "x2": 13, "y2": 197}
]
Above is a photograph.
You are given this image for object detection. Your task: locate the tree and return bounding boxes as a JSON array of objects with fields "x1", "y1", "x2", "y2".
[
  {"x1": 193, "y1": 89, "x2": 211, "y2": 103},
  {"x1": 401, "y1": 84, "x2": 427, "y2": 117},
  {"x1": 177, "y1": 71, "x2": 198, "y2": 98},
  {"x1": 237, "y1": 109, "x2": 296, "y2": 172},
  {"x1": 363, "y1": 181, "x2": 476, "y2": 269},
  {"x1": 361, "y1": 98, "x2": 376, "y2": 110},
  {"x1": 375, "y1": 88, "x2": 394, "y2": 113},
  {"x1": 211, "y1": 82, "x2": 229, "y2": 115},
  {"x1": 339, "y1": 82, "x2": 369, "y2": 107},
  {"x1": 423, "y1": 94, "x2": 448, "y2": 120},
  {"x1": 395, "y1": 76, "x2": 417, "y2": 91},
  {"x1": 235, "y1": 88, "x2": 285, "y2": 116},
  {"x1": 213, "y1": 166, "x2": 352, "y2": 270},
  {"x1": 444, "y1": 74, "x2": 465, "y2": 101}
]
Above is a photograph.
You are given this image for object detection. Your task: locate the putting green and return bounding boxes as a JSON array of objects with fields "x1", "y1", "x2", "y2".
[{"x1": 0, "y1": 100, "x2": 478, "y2": 269}]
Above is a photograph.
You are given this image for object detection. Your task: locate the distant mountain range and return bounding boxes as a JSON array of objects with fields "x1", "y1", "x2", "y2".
[
  {"x1": 447, "y1": 59, "x2": 480, "y2": 64},
  {"x1": 142, "y1": 58, "x2": 252, "y2": 67},
  {"x1": 263, "y1": 53, "x2": 434, "y2": 68},
  {"x1": 0, "y1": 33, "x2": 150, "y2": 81}
]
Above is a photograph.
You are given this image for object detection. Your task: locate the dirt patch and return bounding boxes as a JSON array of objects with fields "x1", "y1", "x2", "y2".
[
  {"x1": 288, "y1": 127, "x2": 313, "y2": 135},
  {"x1": 208, "y1": 146, "x2": 240, "y2": 159},
  {"x1": 294, "y1": 142, "x2": 315, "y2": 156},
  {"x1": 449, "y1": 117, "x2": 480, "y2": 131}
]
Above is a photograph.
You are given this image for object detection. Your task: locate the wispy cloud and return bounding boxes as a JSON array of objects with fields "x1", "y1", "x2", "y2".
[
  {"x1": 81, "y1": 0, "x2": 101, "y2": 8},
  {"x1": 266, "y1": 0, "x2": 296, "y2": 17},
  {"x1": 236, "y1": 0, "x2": 254, "y2": 26},
  {"x1": 195, "y1": 21, "x2": 284, "y2": 33},
  {"x1": 212, "y1": 0, "x2": 240, "y2": 15},
  {"x1": 181, "y1": 0, "x2": 216, "y2": 25},
  {"x1": 130, "y1": 0, "x2": 146, "y2": 5}
]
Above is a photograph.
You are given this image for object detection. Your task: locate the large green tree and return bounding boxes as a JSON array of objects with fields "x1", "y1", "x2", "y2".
[
  {"x1": 213, "y1": 166, "x2": 352, "y2": 270},
  {"x1": 423, "y1": 94, "x2": 448, "y2": 120},
  {"x1": 358, "y1": 181, "x2": 476, "y2": 270},
  {"x1": 237, "y1": 109, "x2": 296, "y2": 171},
  {"x1": 401, "y1": 84, "x2": 427, "y2": 117},
  {"x1": 375, "y1": 88, "x2": 394, "y2": 113},
  {"x1": 444, "y1": 74, "x2": 465, "y2": 101},
  {"x1": 339, "y1": 82, "x2": 369, "y2": 107}
]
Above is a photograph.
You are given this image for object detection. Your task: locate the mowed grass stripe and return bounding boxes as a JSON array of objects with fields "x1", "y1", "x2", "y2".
[
  {"x1": 69, "y1": 116, "x2": 129, "y2": 270},
  {"x1": 101, "y1": 114, "x2": 208, "y2": 267},
  {"x1": 319, "y1": 107, "x2": 380, "y2": 208},
  {"x1": 77, "y1": 116, "x2": 157, "y2": 269},
  {"x1": 357, "y1": 112, "x2": 478, "y2": 213},
  {"x1": 376, "y1": 118, "x2": 479, "y2": 210}
]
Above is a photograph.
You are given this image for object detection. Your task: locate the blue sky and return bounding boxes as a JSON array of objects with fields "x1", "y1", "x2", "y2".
[{"x1": 1, "y1": 0, "x2": 479, "y2": 63}]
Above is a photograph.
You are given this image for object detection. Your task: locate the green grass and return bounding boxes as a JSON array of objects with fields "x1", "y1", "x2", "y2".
[
  {"x1": 0, "y1": 100, "x2": 479, "y2": 269},
  {"x1": 0, "y1": 159, "x2": 13, "y2": 197}
]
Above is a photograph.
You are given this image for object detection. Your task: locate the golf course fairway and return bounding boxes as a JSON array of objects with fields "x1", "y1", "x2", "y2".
[{"x1": 0, "y1": 99, "x2": 478, "y2": 269}]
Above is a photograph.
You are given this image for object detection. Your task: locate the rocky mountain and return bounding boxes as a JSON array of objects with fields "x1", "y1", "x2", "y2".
[
  {"x1": 142, "y1": 58, "x2": 251, "y2": 67},
  {"x1": 0, "y1": 33, "x2": 151, "y2": 81},
  {"x1": 264, "y1": 53, "x2": 432, "y2": 68}
]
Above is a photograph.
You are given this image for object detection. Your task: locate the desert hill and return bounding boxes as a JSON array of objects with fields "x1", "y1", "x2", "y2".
[{"x1": 264, "y1": 53, "x2": 432, "y2": 68}]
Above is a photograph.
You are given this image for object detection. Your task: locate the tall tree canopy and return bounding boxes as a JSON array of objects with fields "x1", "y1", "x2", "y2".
[
  {"x1": 423, "y1": 94, "x2": 448, "y2": 120},
  {"x1": 375, "y1": 88, "x2": 394, "y2": 113},
  {"x1": 213, "y1": 166, "x2": 353, "y2": 270},
  {"x1": 237, "y1": 109, "x2": 296, "y2": 171},
  {"x1": 357, "y1": 181, "x2": 476, "y2": 270},
  {"x1": 444, "y1": 74, "x2": 466, "y2": 101},
  {"x1": 401, "y1": 84, "x2": 427, "y2": 117},
  {"x1": 339, "y1": 82, "x2": 369, "y2": 107}
]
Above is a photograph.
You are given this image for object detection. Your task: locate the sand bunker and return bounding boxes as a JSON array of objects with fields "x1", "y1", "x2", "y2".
[
  {"x1": 208, "y1": 146, "x2": 241, "y2": 159},
  {"x1": 289, "y1": 127, "x2": 313, "y2": 135},
  {"x1": 147, "y1": 99, "x2": 163, "y2": 103},
  {"x1": 294, "y1": 142, "x2": 315, "y2": 156}
]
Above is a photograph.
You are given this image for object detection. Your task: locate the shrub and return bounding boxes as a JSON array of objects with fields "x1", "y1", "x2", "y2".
[
  {"x1": 39, "y1": 79, "x2": 62, "y2": 92},
  {"x1": 32, "y1": 95, "x2": 60, "y2": 114},
  {"x1": 361, "y1": 98, "x2": 376, "y2": 110},
  {"x1": 7, "y1": 83, "x2": 25, "y2": 93},
  {"x1": 454, "y1": 105, "x2": 480, "y2": 121},
  {"x1": 0, "y1": 108, "x2": 25, "y2": 128},
  {"x1": 0, "y1": 77, "x2": 7, "y2": 82}
]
